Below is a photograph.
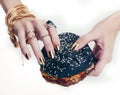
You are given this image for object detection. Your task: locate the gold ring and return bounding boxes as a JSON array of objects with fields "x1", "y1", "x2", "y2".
[
  {"x1": 41, "y1": 34, "x2": 49, "y2": 39},
  {"x1": 26, "y1": 30, "x2": 35, "y2": 34},
  {"x1": 26, "y1": 31, "x2": 36, "y2": 43}
]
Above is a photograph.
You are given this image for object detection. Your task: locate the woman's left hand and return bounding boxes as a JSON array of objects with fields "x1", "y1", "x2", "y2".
[{"x1": 71, "y1": 12, "x2": 120, "y2": 76}]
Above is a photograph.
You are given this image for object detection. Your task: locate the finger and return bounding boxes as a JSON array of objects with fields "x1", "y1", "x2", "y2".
[
  {"x1": 71, "y1": 32, "x2": 95, "y2": 51},
  {"x1": 89, "y1": 44, "x2": 112, "y2": 76},
  {"x1": 15, "y1": 23, "x2": 31, "y2": 60},
  {"x1": 93, "y1": 44, "x2": 99, "y2": 55},
  {"x1": 24, "y1": 21, "x2": 45, "y2": 65},
  {"x1": 93, "y1": 44, "x2": 102, "y2": 58},
  {"x1": 29, "y1": 37, "x2": 45, "y2": 65},
  {"x1": 32, "y1": 19, "x2": 55, "y2": 59},
  {"x1": 89, "y1": 60, "x2": 106, "y2": 76},
  {"x1": 45, "y1": 20, "x2": 60, "y2": 51}
]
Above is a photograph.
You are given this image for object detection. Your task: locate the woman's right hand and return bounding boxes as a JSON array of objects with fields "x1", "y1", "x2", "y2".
[{"x1": 13, "y1": 18, "x2": 60, "y2": 65}]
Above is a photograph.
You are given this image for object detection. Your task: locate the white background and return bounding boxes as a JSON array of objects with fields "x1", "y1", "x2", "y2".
[{"x1": 0, "y1": 0, "x2": 120, "y2": 95}]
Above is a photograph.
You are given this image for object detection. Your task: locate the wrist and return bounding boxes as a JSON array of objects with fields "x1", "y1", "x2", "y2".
[
  {"x1": 0, "y1": 0, "x2": 22, "y2": 13},
  {"x1": 5, "y1": 4, "x2": 35, "y2": 47}
]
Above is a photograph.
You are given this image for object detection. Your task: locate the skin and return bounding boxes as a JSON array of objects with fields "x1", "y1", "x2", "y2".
[
  {"x1": 73, "y1": 12, "x2": 120, "y2": 76},
  {"x1": 0, "y1": 0, "x2": 120, "y2": 76},
  {"x1": 0, "y1": 0, "x2": 60, "y2": 65}
]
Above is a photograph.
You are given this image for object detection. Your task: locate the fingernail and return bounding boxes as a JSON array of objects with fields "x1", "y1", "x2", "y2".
[
  {"x1": 49, "y1": 50, "x2": 55, "y2": 59},
  {"x1": 56, "y1": 44, "x2": 60, "y2": 51},
  {"x1": 71, "y1": 42, "x2": 79, "y2": 50},
  {"x1": 86, "y1": 63, "x2": 94, "y2": 71},
  {"x1": 25, "y1": 53, "x2": 30, "y2": 60},
  {"x1": 39, "y1": 57, "x2": 45, "y2": 65}
]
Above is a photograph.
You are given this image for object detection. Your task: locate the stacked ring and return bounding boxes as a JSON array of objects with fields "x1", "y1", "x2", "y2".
[
  {"x1": 41, "y1": 34, "x2": 49, "y2": 39},
  {"x1": 26, "y1": 31, "x2": 36, "y2": 43}
]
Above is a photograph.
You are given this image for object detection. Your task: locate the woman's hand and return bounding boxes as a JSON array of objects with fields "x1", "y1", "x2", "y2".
[
  {"x1": 0, "y1": 0, "x2": 60, "y2": 65},
  {"x1": 71, "y1": 12, "x2": 120, "y2": 76},
  {"x1": 13, "y1": 18, "x2": 60, "y2": 65}
]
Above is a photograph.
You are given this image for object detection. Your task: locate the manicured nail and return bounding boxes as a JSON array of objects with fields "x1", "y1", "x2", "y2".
[
  {"x1": 71, "y1": 42, "x2": 79, "y2": 50},
  {"x1": 86, "y1": 63, "x2": 94, "y2": 71},
  {"x1": 39, "y1": 57, "x2": 45, "y2": 65},
  {"x1": 25, "y1": 53, "x2": 30, "y2": 60},
  {"x1": 56, "y1": 44, "x2": 60, "y2": 51},
  {"x1": 49, "y1": 50, "x2": 55, "y2": 59}
]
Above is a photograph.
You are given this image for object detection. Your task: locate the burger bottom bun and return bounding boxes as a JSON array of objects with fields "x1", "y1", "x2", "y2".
[{"x1": 40, "y1": 63, "x2": 94, "y2": 87}]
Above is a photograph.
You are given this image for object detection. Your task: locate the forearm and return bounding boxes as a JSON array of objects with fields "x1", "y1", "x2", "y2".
[
  {"x1": 0, "y1": 0, "x2": 22, "y2": 13},
  {"x1": 107, "y1": 11, "x2": 120, "y2": 32}
]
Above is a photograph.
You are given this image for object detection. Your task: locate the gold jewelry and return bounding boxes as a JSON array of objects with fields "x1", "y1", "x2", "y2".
[
  {"x1": 5, "y1": 4, "x2": 35, "y2": 47},
  {"x1": 41, "y1": 34, "x2": 49, "y2": 39},
  {"x1": 26, "y1": 31, "x2": 36, "y2": 43}
]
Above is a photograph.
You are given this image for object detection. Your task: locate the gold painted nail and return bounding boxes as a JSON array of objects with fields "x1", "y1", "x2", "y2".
[
  {"x1": 49, "y1": 50, "x2": 54, "y2": 59},
  {"x1": 71, "y1": 42, "x2": 79, "y2": 50},
  {"x1": 56, "y1": 44, "x2": 60, "y2": 51},
  {"x1": 87, "y1": 63, "x2": 94, "y2": 71},
  {"x1": 39, "y1": 57, "x2": 45, "y2": 65}
]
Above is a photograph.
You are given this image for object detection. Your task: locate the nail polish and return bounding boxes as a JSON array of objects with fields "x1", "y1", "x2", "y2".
[
  {"x1": 71, "y1": 43, "x2": 79, "y2": 50},
  {"x1": 25, "y1": 53, "x2": 30, "y2": 60},
  {"x1": 56, "y1": 44, "x2": 60, "y2": 51},
  {"x1": 39, "y1": 57, "x2": 45, "y2": 65},
  {"x1": 49, "y1": 50, "x2": 54, "y2": 59}
]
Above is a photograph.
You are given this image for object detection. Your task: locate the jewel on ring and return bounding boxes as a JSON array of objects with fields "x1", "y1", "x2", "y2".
[{"x1": 46, "y1": 20, "x2": 56, "y2": 28}]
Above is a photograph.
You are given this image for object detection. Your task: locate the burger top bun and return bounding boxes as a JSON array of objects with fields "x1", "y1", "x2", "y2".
[{"x1": 41, "y1": 32, "x2": 98, "y2": 78}]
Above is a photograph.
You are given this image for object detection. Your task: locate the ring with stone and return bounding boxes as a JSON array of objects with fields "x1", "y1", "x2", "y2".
[{"x1": 46, "y1": 20, "x2": 56, "y2": 28}]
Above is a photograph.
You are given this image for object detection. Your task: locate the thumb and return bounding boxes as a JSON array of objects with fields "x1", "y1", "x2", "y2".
[
  {"x1": 89, "y1": 47, "x2": 112, "y2": 76},
  {"x1": 71, "y1": 32, "x2": 95, "y2": 51}
]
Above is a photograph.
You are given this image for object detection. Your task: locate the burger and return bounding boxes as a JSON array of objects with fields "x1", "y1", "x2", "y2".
[{"x1": 40, "y1": 32, "x2": 98, "y2": 86}]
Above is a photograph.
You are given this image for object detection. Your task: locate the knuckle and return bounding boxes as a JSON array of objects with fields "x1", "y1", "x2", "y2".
[
  {"x1": 32, "y1": 18, "x2": 42, "y2": 25},
  {"x1": 31, "y1": 18, "x2": 37, "y2": 23},
  {"x1": 42, "y1": 28, "x2": 48, "y2": 33},
  {"x1": 77, "y1": 36, "x2": 86, "y2": 44},
  {"x1": 21, "y1": 17, "x2": 33, "y2": 22},
  {"x1": 22, "y1": 20, "x2": 31, "y2": 26},
  {"x1": 13, "y1": 21, "x2": 22, "y2": 31},
  {"x1": 41, "y1": 19, "x2": 46, "y2": 24}
]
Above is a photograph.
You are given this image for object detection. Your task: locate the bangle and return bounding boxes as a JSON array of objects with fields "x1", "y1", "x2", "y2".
[{"x1": 5, "y1": 4, "x2": 35, "y2": 47}]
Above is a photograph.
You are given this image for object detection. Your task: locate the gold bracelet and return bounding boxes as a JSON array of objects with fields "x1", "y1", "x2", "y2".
[{"x1": 5, "y1": 4, "x2": 35, "y2": 47}]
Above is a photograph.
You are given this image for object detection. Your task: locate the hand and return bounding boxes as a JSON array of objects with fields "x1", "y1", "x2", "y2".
[
  {"x1": 71, "y1": 12, "x2": 120, "y2": 76},
  {"x1": 13, "y1": 18, "x2": 60, "y2": 65}
]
